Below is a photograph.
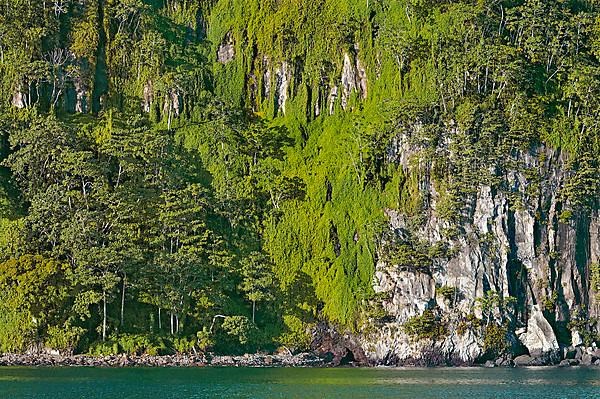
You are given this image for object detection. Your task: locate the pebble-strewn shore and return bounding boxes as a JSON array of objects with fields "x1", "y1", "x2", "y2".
[
  {"x1": 3, "y1": 349, "x2": 600, "y2": 368},
  {"x1": 0, "y1": 352, "x2": 329, "y2": 368}
]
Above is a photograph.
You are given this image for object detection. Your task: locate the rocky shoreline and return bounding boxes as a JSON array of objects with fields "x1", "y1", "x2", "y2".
[
  {"x1": 0, "y1": 352, "x2": 329, "y2": 368},
  {"x1": 512, "y1": 345, "x2": 600, "y2": 368},
  {"x1": 2, "y1": 348, "x2": 600, "y2": 368}
]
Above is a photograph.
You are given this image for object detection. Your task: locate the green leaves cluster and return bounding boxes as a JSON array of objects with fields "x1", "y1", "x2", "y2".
[
  {"x1": 0, "y1": 107, "x2": 297, "y2": 353},
  {"x1": 0, "y1": 254, "x2": 79, "y2": 353},
  {"x1": 403, "y1": 309, "x2": 446, "y2": 341}
]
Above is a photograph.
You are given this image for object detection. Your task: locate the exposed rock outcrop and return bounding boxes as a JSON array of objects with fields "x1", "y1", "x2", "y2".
[
  {"x1": 274, "y1": 61, "x2": 290, "y2": 116},
  {"x1": 374, "y1": 268, "x2": 435, "y2": 321},
  {"x1": 217, "y1": 32, "x2": 235, "y2": 64},
  {"x1": 517, "y1": 306, "x2": 560, "y2": 362},
  {"x1": 239, "y1": 52, "x2": 367, "y2": 117},
  {"x1": 441, "y1": 328, "x2": 484, "y2": 364},
  {"x1": 142, "y1": 80, "x2": 153, "y2": 113},
  {"x1": 311, "y1": 322, "x2": 369, "y2": 366},
  {"x1": 11, "y1": 85, "x2": 26, "y2": 109},
  {"x1": 12, "y1": 90, "x2": 27, "y2": 108},
  {"x1": 340, "y1": 52, "x2": 367, "y2": 110},
  {"x1": 163, "y1": 89, "x2": 181, "y2": 117},
  {"x1": 328, "y1": 85, "x2": 338, "y2": 115},
  {"x1": 340, "y1": 53, "x2": 356, "y2": 110},
  {"x1": 355, "y1": 126, "x2": 600, "y2": 366}
]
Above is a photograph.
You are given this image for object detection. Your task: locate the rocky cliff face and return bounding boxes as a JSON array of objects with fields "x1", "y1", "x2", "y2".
[{"x1": 357, "y1": 129, "x2": 600, "y2": 365}]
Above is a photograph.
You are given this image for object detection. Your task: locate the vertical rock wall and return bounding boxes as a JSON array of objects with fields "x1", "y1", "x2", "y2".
[{"x1": 360, "y1": 131, "x2": 600, "y2": 365}]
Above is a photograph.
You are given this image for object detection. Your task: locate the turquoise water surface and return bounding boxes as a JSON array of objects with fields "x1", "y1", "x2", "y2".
[{"x1": 1, "y1": 366, "x2": 599, "y2": 398}]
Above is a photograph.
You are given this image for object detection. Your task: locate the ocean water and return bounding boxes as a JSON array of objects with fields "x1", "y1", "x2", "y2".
[{"x1": 1, "y1": 366, "x2": 599, "y2": 398}]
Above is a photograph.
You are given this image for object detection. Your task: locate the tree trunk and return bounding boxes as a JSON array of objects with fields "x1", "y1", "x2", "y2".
[
  {"x1": 158, "y1": 307, "x2": 161, "y2": 330},
  {"x1": 102, "y1": 289, "x2": 107, "y2": 341},
  {"x1": 170, "y1": 312, "x2": 174, "y2": 335},
  {"x1": 120, "y1": 275, "x2": 126, "y2": 328},
  {"x1": 209, "y1": 315, "x2": 227, "y2": 333},
  {"x1": 252, "y1": 300, "x2": 256, "y2": 323},
  {"x1": 167, "y1": 105, "x2": 172, "y2": 130}
]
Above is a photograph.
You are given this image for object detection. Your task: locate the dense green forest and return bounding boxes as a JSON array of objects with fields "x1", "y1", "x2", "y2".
[{"x1": 0, "y1": 0, "x2": 599, "y2": 356}]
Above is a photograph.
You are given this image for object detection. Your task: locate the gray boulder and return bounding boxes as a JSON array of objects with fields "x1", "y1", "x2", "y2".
[
  {"x1": 514, "y1": 355, "x2": 534, "y2": 367},
  {"x1": 517, "y1": 306, "x2": 560, "y2": 363},
  {"x1": 581, "y1": 353, "x2": 593, "y2": 366}
]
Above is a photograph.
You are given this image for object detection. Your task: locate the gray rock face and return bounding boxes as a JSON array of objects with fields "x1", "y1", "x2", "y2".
[
  {"x1": 575, "y1": 346, "x2": 584, "y2": 360},
  {"x1": 217, "y1": 32, "x2": 235, "y2": 64},
  {"x1": 581, "y1": 353, "x2": 594, "y2": 365},
  {"x1": 311, "y1": 322, "x2": 368, "y2": 366},
  {"x1": 563, "y1": 346, "x2": 577, "y2": 359},
  {"x1": 355, "y1": 58, "x2": 368, "y2": 99},
  {"x1": 441, "y1": 328, "x2": 484, "y2": 363},
  {"x1": 340, "y1": 52, "x2": 367, "y2": 110},
  {"x1": 361, "y1": 318, "x2": 484, "y2": 366},
  {"x1": 248, "y1": 52, "x2": 367, "y2": 117},
  {"x1": 518, "y1": 306, "x2": 559, "y2": 361},
  {"x1": 358, "y1": 127, "x2": 599, "y2": 365},
  {"x1": 374, "y1": 267, "x2": 435, "y2": 321},
  {"x1": 591, "y1": 211, "x2": 600, "y2": 264},
  {"x1": 274, "y1": 61, "x2": 290, "y2": 116},
  {"x1": 340, "y1": 53, "x2": 356, "y2": 110},
  {"x1": 514, "y1": 354, "x2": 535, "y2": 366},
  {"x1": 162, "y1": 89, "x2": 180, "y2": 117},
  {"x1": 558, "y1": 359, "x2": 578, "y2": 367},
  {"x1": 142, "y1": 80, "x2": 153, "y2": 113},
  {"x1": 328, "y1": 85, "x2": 338, "y2": 115},
  {"x1": 12, "y1": 86, "x2": 26, "y2": 108}
]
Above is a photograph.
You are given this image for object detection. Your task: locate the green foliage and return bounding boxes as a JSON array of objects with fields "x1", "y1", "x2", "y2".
[
  {"x1": 116, "y1": 334, "x2": 155, "y2": 356},
  {"x1": 356, "y1": 291, "x2": 389, "y2": 332},
  {"x1": 277, "y1": 314, "x2": 312, "y2": 352},
  {"x1": 568, "y1": 308, "x2": 599, "y2": 347},
  {"x1": 541, "y1": 292, "x2": 559, "y2": 313},
  {"x1": 88, "y1": 334, "x2": 173, "y2": 356},
  {"x1": 221, "y1": 316, "x2": 256, "y2": 346},
  {"x1": 0, "y1": 254, "x2": 77, "y2": 353},
  {"x1": 436, "y1": 285, "x2": 459, "y2": 305},
  {"x1": 483, "y1": 323, "x2": 509, "y2": 358},
  {"x1": 0, "y1": 292, "x2": 35, "y2": 353},
  {"x1": 456, "y1": 313, "x2": 482, "y2": 336},
  {"x1": 45, "y1": 324, "x2": 86, "y2": 355},
  {"x1": 238, "y1": 251, "x2": 277, "y2": 322},
  {"x1": 0, "y1": 218, "x2": 24, "y2": 262},
  {"x1": 476, "y1": 291, "x2": 517, "y2": 326},
  {"x1": 403, "y1": 309, "x2": 446, "y2": 341},
  {"x1": 196, "y1": 328, "x2": 215, "y2": 352},
  {"x1": 384, "y1": 241, "x2": 432, "y2": 274},
  {"x1": 559, "y1": 210, "x2": 574, "y2": 223},
  {"x1": 172, "y1": 337, "x2": 198, "y2": 354},
  {"x1": 88, "y1": 341, "x2": 121, "y2": 356}
]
